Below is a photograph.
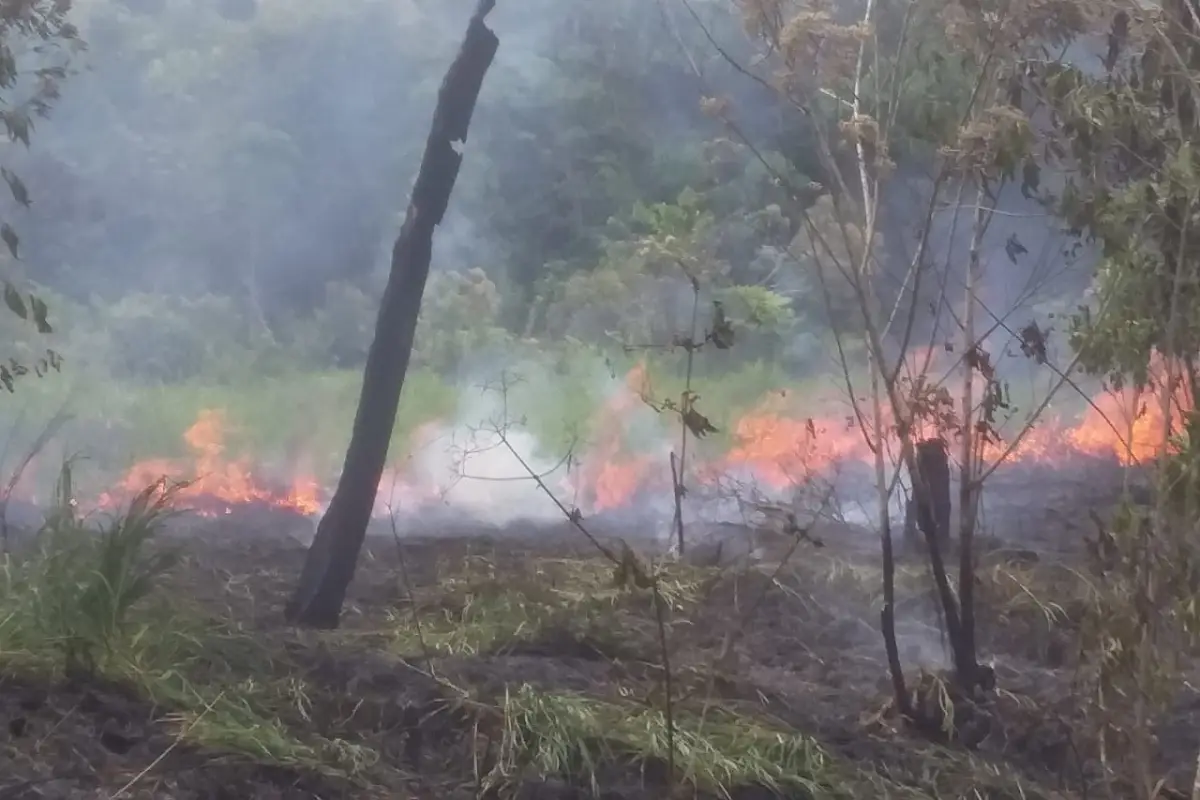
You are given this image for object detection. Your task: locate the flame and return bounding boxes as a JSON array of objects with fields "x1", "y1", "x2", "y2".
[
  {"x1": 567, "y1": 363, "x2": 663, "y2": 511},
  {"x1": 572, "y1": 355, "x2": 1194, "y2": 510},
  {"x1": 93, "y1": 412, "x2": 458, "y2": 521},
  {"x1": 97, "y1": 409, "x2": 321, "y2": 517},
  {"x1": 86, "y1": 353, "x2": 1196, "y2": 523}
]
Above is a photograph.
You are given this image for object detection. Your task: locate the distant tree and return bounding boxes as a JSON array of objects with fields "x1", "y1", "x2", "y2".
[
  {"x1": 0, "y1": 0, "x2": 82, "y2": 391},
  {"x1": 286, "y1": 0, "x2": 501, "y2": 628}
]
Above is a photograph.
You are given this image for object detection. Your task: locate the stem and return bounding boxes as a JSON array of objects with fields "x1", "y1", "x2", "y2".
[
  {"x1": 674, "y1": 283, "x2": 701, "y2": 556},
  {"x1": 956, "y1": 186, "x2": 987, "y2": 687}
]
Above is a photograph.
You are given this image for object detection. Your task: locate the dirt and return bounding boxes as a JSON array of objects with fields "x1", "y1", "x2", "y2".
[
  {"x1": 1, "y1": 496, "x2": 1193, "y2": 799},
  {"x1": 0, "y1": 673, "x2": 370, "y2": 799}
]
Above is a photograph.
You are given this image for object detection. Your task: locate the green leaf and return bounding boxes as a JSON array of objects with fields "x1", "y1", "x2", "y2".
[{"x1": 4, "y1": 281, "x2": 25, "y2": 319}]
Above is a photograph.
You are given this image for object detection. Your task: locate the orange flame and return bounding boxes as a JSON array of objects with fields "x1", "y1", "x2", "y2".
[
  {"x1": 571, "y1": 356, "x2": 1194, "y2": 510},
  {"x1": 97, "y1": 409, "x2": 321, "y2": 516},
  {"x1": 89, "y1": 354, "x2": 1196, "y2": 523}
]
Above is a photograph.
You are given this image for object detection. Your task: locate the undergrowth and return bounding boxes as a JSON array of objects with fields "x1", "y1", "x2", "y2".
[
  {"x1": 0, "y1": 460, "x2": 1110, "y2": 798},
  {"x1": 489, "y1": 684, "x2": 846, "y2": 797}
]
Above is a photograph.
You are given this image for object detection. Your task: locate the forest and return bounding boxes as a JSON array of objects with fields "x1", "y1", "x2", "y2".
[{"x1": 1, "y1": 0, "x2": 1199, "y2": 798}]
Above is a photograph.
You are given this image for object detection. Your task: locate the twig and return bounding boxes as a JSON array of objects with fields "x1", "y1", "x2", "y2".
[
  {"x1": 475, "y1": 375, "x2": 679, "y2": 790},
  {"x1": 493, "y1": 429, "x2": 619, "y2": 565}
]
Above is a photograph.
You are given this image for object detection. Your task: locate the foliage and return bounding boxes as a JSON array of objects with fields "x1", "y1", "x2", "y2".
[
  {"x1": 0, "y1": 0, "x2": 82, "y2": 392},
  {"x1": 5, "y1": 462, "x2": 180, "y2": 677},
  {"x1": 1039, "y1": 33, "x2": 1200, "y2": 393}
]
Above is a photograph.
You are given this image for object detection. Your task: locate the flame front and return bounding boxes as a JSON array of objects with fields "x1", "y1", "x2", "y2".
[
  {"x1": 570, "y1": 357, "x2": 1194, "y2": 511},
  {"x1": 89, "y1": 356, "x2": 1195, "y2": 522},
  {"x1": 97, "y1": 410, "x2": 321, "y2": 517}
]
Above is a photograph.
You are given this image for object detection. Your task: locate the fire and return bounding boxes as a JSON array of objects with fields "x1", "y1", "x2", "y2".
[
  {"x1": 570, "y1": 357, "x2": 1194, "y2": 511},
  {"x1": 87, "y1": 354, "x2": 1196, "y2": 523},
  {"x1": 567, "y1": 363, "x2": 664, "y2": 511},
  {"x1": 723, "y1": 395, "x2": 868, "y2": 490},
  {"x1": 97, "y1": 409, "x2": 321, "y2": 517},
  {"x1": 93, "y1": 413, "x2": 455, "y2": 521}
]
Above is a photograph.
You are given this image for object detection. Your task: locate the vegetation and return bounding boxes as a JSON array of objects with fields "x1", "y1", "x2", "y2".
[{"x1": 2, "y1": 0, "x2": 1200, "y2": 798}]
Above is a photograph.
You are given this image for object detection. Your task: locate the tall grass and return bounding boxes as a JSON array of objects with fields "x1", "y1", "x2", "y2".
[{"x1": 0, "y1": 462, "x2": 182, "y2": 677}]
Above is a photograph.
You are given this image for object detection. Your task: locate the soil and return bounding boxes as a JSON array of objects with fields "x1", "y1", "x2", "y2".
[{"x1": 1, "y1": 477, "x2": 1195, "y2": 799}]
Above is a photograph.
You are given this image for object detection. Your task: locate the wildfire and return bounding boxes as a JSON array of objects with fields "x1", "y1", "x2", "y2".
[
  {"x1": 568, "y1": 358, "x2": 1194, "y2": 511},
  {"x1": 86, "y1": 356, "x2": 1193, "y2": 523},
  {"x1": 96, "y1": 409, "x2": 321, "y2": 517}
]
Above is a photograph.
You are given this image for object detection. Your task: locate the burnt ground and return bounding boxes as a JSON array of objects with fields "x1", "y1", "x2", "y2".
[{"x1": 0, "y1": 479, "x2": 1196, "y2": 799}]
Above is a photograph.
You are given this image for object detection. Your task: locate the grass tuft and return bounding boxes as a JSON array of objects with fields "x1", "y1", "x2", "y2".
[{"x1": 489, "y1": 684, "x2": 849, "y2": 797}]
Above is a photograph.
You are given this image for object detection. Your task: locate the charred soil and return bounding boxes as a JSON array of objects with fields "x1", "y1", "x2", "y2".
[{"x1": 1, "y1": 507, "x2": 1194, "y2": 799}]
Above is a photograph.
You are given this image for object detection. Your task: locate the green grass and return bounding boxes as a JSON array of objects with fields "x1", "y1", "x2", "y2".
[
  {"x1": 491, "y1": 684, "x2": 849, "y2": 797},
  {"x1": 375, "y1": 552, "x2": 710, "y2": 660}
]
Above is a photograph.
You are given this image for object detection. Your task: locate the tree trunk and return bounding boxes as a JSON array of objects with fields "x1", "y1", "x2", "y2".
[
  {"x1": 880, "y1": 514, "x2": 911, "y2": 718},
  {"x1": 908, "y1": 437, "x2": 966, "y2": 669},
  {"x1": 907, "y1": 437, "x2": 952, "y2": 551},
  {"x1": 956, "y1": 192, "x2": 987, "y2": 690},
  {"x1": 285, "y1": 0, "x2": 500, "y2": 628}
]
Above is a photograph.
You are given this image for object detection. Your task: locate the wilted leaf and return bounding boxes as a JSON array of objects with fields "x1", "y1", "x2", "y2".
[
  {"x1": 1004, "y1": 233, "x2": 1028, "y2": 263},
  {"x1": 1, "y1": 223, "x2": 19, "y2": 258},
  {"x1": 1021, "y1": 158, "x2": 1040, "y2": 199},
  {"x1": 3, "y1": 281, "x2": 25, "y2": 319},
  {"x1": 1, "y1": 167, "x2": 29, "y2": 207},
  {"x1": 30, "y1": 294, "x2": 50, "y2": 333},
  {"x1": 1019, "y1": 321, "x2": 1048, "y2": 364},
  {"x1": 681, "y1": 404, "x2": 719, "y2": 439},
  {"x1": 709, "y1": 300, "x2": 735, "y2": 349},
  {"x1": 2, "y1": 110, "x2": 30, "y2": 147}
]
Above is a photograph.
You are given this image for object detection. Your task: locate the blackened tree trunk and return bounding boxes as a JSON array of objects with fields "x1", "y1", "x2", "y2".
[
  {"x1": 907, "y1": 437, "x2": 967, "y2": 676},
  {"x1": 912, "y1": 438, "x2": 951, "y2": 552},
  {"x1": 286, "y1": 0, "x2": 500, "y2": 628}
]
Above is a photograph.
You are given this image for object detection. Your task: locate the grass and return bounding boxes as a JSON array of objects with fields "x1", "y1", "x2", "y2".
[
  {"x1": 491, "y1": 684, "x2": 846, "y2": 797},
  {"x1": 372, "y1": 552, "x2": 713, "y2": 664}
]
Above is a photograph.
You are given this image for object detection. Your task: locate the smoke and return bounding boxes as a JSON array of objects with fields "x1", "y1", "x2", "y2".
[{"x1": 390, "y1": 423, "x2": 568, "y2": 527}]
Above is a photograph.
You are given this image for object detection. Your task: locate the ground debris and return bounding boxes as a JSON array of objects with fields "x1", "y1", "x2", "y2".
[{"x1": 0, "y1": 513, "x2": 1175, "y2": 799}]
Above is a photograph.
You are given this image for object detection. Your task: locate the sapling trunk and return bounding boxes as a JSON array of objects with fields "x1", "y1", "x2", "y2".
[{"x1": 955, "y1": 190, "x2": 988, "y2": 688}]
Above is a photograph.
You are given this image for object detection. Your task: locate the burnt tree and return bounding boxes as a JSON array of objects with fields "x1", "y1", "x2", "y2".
[
  {"x1": 904, "y1": 436, "x2": 985, "y2": 689},
  {"x1": 286, "y1": 0, "x2": 500, "y2": 628},
  {"x1": 904, "y1": 437, "x2": 951, "y2": 553}
]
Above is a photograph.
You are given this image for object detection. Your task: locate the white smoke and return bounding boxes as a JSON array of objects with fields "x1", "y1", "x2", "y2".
[{"x1": 400, "y1": 423, "x2": 568, "y2": 525}]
